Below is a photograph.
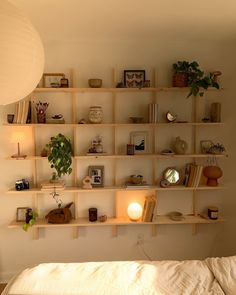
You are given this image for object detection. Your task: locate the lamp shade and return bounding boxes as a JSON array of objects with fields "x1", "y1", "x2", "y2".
[
  {"x1": 0, "y1": 0, "x2": 44, "y2": 105},
  {"x1": 127, "y1": 202, "x2": 143, "y2": 221}
]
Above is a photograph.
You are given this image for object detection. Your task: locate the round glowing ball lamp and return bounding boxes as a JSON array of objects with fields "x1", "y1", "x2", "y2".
[
  {"x1": 0, "y1": 0, "x2": 44, "y2": 105},
  {"x1": 127, "y1": 202, "x2": 143, "y2": 221}
]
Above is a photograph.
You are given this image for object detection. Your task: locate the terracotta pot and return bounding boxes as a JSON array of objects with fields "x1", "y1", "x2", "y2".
[
  {"x1": 172, "y1": 73, "x2": 188, "y2": 87},
  {"x1": 203, "y1": 165, "x2": 223, "y2": 186}
]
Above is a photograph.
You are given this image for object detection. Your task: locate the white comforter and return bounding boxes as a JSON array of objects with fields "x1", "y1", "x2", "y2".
[{"x1": 3, "y1": 256, "x2": 236, "y2": 295}]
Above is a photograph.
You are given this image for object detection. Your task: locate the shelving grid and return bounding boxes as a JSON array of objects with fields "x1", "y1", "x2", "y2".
[{"x1": 5, "y1": 69, "x2": 226, "y2": 239}]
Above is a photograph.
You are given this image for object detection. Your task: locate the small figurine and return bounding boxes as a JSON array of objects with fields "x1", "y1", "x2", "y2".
[{"x1": 82, "y1": 176, "x2": 92, "y2": 189}]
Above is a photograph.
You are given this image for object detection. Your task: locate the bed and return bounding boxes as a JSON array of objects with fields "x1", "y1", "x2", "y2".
[{"x1": 2, "y1": 256, "x2": 236, "y2": 295}]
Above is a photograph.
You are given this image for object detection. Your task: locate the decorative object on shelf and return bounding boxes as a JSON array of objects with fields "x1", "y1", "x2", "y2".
[
  {"x1": 43, "y1": 73, "x2": 65, "y2": 88},
  {"x1": 203, "y1": 164, "x2": 223, "y2": 186},
  {"x1": 129, "y1": 117, "x2": 144, "y2": 123},
  {"x1": 60, "y1": 76, "x2": 69, "y2": 88},
  {"x1": 160, "y1": 149, "x2": 175, "y2": 156},
  {"x1": 116, "y1": 81, "x2": 125, "y2": 88},
  {"x1": 82, "y1": 176, "x2": 93, "y2": 189},
  {"x1": 88, "y1": 78, "x2": 102, "y2": 88},
  {"x1": 88, "y1": 135, "x2": 104, "y2": 154},
  {"x1": 148, "y1": 103, "x2": 158, "y2": 123},
  {"x1": 11, "y1": 131, "x2": 27, "y2": 159},
  {"x1": 172, "y1": 60, "x2": 220, "y2": 97},
  {"x1": 7, "y1": 114, "x2": 14, "y2": 123},
  {"x1": 22, "y1": 208, "x2": 38, "y2": 231},
  {"x1": 162, "y1": 167, "x2": 181, "y2": 185},
  {"x1": 0, "y1": 0, "x2": 44, "y2": 105},
  {"x1": 124, "y1": 70, "x2": 145, "y2": 88},
  {"x1": 88, "y1": 106, "x2": 103, "y2": 124},
  {"x1": 173, "y1": 136, "x2": 188, "y2": 154},
  {"x1": 202, "y1": 117, "x2": 211, "y2": 123},
  {"x1": 208, "y1": 206, "x2": 219, "y2": 220},
  {"x1": 127, "y1": 202, "x2": 143, "y2": 221},
  {"x1": 98, "y1": 215, "x2": 107, "y2": 222},
  {"x1": 166, "y1": 111, "x2": 177, "y2": 122},
  {"x1": 210, "y1": 102, "x2": 221, "y2": 122},
  {"x1": 40, "y1": 147, "x2": 48, "y2": 157},
  {"x1": 127, "y1": 144, "x2": 135, "y2": 155},
  {"x1": 200, "y1": 140, "x2": 214, "y2": 154},
  {"x1": 15, "y1": 178, "x2": 29, "y2": 191},
  {"x1": 208, "y1": 143, "x2": 225, "y2": 155},
  {"x1": 78, "y1": 118, "x2": 87, "y2": 124},
  {"x1": 16, "y1": 207, "x2": 30, "y2": 222},
  {"x1": 143, "y1": 80, "x2": 151, "y2": 87},
  {"x1": 129, "y1": 174, "x2": 143, "y2": 185},
  {"x1": 47, "y1": 114, "x2": 65, "y2": 124},
  {"x1": 160, "y1": 179, "x2": 170, "y2": 188},
  {"x1": 130, "y1": 131, "x2": 149, "y2": 154},
  {"x1": 88, "y1": 165, "x2": 104, "y2": 187},
  {"x1": 35, "y1": 101, "x2": 49, "y2": 123},
  {"x1": 210, "y1": 71, "x2": 222, "y2": 83},
  {"x1": 88, "y1": 208, "x2": 97, "y2": 222},
  {"x1": 46, "y1": 133, "x2": 73, "y2": 178},
  {"x1": 45, "y1": 202, "x2": 73, "y2": 224},
  {"x1": 168, "y1": 211, "x2": 184, "y2": 221}
]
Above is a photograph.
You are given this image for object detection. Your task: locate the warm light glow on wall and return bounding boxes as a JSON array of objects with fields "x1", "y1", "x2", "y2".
[
  {"x1": 0, "y1": 0, "x2": 44, "y2": 105},
  {"x1": 127, "y1": 202, "x2": 143, "y2": 221}
]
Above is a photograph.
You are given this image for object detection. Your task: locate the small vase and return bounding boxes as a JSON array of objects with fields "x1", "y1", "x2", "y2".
[
  {"x1": 89, "y1": 106, "x2": 103, "y2": 124},
  {"x1": 37, "y1": 112, "x2": 46, "y2": 123},
  {"x1": 173, "y1": 136, "x2": 188, "y2": 154},
  {"x1": 203, "y1": 165, "x2": 223, "y2": 186}
]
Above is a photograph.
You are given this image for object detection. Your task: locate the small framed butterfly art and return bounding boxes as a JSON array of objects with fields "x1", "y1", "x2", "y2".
[{"x1": 124, "y1": 70, "x2": 145, "y2": 88}]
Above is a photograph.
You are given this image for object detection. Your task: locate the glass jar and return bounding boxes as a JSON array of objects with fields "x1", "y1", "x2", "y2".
[{"x1": 89, "y1": 106, "x2": 103, "y2": 124}]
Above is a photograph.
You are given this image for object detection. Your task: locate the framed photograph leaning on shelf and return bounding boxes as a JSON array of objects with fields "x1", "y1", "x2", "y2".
[
  {"x1": 43, "y1": 73, "x2": 65, "y2": 88},
  {"x1": 88, "y1": 165, "x2": 104, "y2": 187},
  {"x1": 124, "y1": 70, "x2": 145, "y2": 88},
  {"x1": 130, "y1": 131, "x2": 149, "y2": 154},
  {"x1": 16, "y1": 207, "x2": 29, "y2": 222}
]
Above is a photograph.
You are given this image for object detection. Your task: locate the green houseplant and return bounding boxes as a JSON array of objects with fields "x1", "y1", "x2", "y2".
[
  {"x1": 172, "y1": 61, "x2": 220, "y2": 97},
  {"x1": 46, "y1": 133, "x2": 73, "y2": 178}
]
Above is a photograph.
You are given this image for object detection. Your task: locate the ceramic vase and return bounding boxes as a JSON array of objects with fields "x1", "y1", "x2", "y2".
[
  {"x1": 173, "y1": 136, "x2": 188, "y2": 154},
  {"x1": 89, "y1": 106, "x2": 103, "y2": 123},
  {"x1": 203, "y1": 165, "x2": 223, "y2": 186}
]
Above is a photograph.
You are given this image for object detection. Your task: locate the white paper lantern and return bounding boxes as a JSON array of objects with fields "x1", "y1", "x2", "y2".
[
  {"x1": 127, "y1": 202, "x2": 143, "y2": 221},
  {"x1": 0, "y1": 0, "x2": 44, "y2": 105}
]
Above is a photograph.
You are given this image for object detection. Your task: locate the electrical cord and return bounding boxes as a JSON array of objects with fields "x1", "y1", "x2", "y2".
[{"x1": 137, "y1": 240, "x2": 152, "y2": 261}]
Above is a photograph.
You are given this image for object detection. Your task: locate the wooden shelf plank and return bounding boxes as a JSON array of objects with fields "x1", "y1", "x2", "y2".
[
  {"x1": 6, "y1": 184, "x2": 225, "y2": 194},
  {"x1": 8, "y1": 215, "x2": 224, "y2": 229}
]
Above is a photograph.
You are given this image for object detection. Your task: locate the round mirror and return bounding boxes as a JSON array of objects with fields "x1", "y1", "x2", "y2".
[
  {"x1": 166, "y1": 111, "x2": 177, "y2": 122},
  {"x1": 163, "y1": 167, "x2": 180, "y2": 184}
]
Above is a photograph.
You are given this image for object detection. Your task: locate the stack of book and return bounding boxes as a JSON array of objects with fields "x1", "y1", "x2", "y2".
[
  {"x1": 41, "y1": 180, "x2": 65, "y2": 191},
  {"x1": 13, "y1": 100, "x2": 31, "y2": 124},
  {"x1": 142, "y1": 195, "x2": 157, "y2": 222},
  {"x1": 148, "y1": 103, "x2": 158, "y2": 123},
  {"x1": 184, "y1": 163, "x2": 203, "y2": 187}
]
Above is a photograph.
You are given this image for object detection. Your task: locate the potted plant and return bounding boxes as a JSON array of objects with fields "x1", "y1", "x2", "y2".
[
  {"x1": 46, "y1": 133, "x2": 73, "y2": 179},
  {"x1": 22, "y1": 208, "x2": 38, "y2": 231},
  {"x1": 172, "y1": 61, "x2": 220, "y2": 97}
]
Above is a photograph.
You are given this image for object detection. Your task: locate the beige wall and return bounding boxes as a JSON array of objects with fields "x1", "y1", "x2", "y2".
[{"x1": 0, "y1": 1, "x2": 235, "y2": 282}]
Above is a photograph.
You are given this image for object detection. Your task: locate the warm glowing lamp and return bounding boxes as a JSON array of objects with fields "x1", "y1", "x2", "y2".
[
  {"x1": 127, "y1": 202, "x2": 143, "y2": 221},
  {"x1": 0, "y1": 0, "x2": 44, "y2": 105},
  {"x1": 11, "y1": 132, "x2": 26, "y2": 159}
]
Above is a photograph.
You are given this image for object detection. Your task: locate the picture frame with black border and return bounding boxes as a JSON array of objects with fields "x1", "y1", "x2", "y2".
[
  {"x1": 124, "y1": 70, "x2": 145, "y2": 88},
  {"x1": 130, "y1": 131, "x2": 149, "y2": 154},
  {"x1": 43, "y1": 73, "x2": 65, "y2": 88},
  {"x1": 88, "y1": 165, "x2": 104, "y2": 187},
  {"x1": 16, "y1": 207, "x2": 30, "y2": 222}
]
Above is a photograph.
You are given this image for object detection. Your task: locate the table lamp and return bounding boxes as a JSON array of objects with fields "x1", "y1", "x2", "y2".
[{"x1": 127, "y1": 202, "x2": 143, "y2": 221}]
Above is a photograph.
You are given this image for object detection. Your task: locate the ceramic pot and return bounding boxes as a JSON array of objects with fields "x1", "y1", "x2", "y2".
[
  {"x1": 89, "y1": 106, "x2": 103, "y2": 123},
  {"x1": 172, "y1": 73, "x2": 188, "y2": 87},
  {"x1": 173, "y1": 136, "x2": 188, "y2": 154},
  {"x1": 203, "y1": 165, "x2": 223, "y2": 186}
]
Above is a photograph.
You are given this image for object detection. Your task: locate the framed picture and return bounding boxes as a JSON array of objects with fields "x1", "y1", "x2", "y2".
[
  {"x1": 88, "y1": 165, "x2": 104, "y2": 187},
  {"x1": 43, "y1": 73, "x2": 65, "y2": 88},
  {"x1": 200, "y1": 140, "x2": 213, "y2": 154},
  {"x1": 16, "y1": 207, "x2": 29, "y2": 222},
  {"x1": 130, "y1": 131, "x2": 149, "y2": 154},
  {"x1": 124, "y1": 70, "x2": 145, "y2": 88}
]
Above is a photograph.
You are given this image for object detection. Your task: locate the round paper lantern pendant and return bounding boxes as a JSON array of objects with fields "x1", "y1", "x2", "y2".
[{"x1": 0, "y1": 0, "x2": 44, "y2": 105}]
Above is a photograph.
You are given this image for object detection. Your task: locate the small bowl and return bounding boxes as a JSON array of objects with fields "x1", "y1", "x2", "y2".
[
  {"x1": 88, "y1": 79, "x2": 102, "y2": 88},
  {"x1": 130, "y1": 117, "x2": 144, "y2": 123},
  {"x1": 168, "y1": 211, "x2": 184, "y2": 221},
  {"x1": 130, "y1": 175, "x2": 143, "y2": 185}
]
